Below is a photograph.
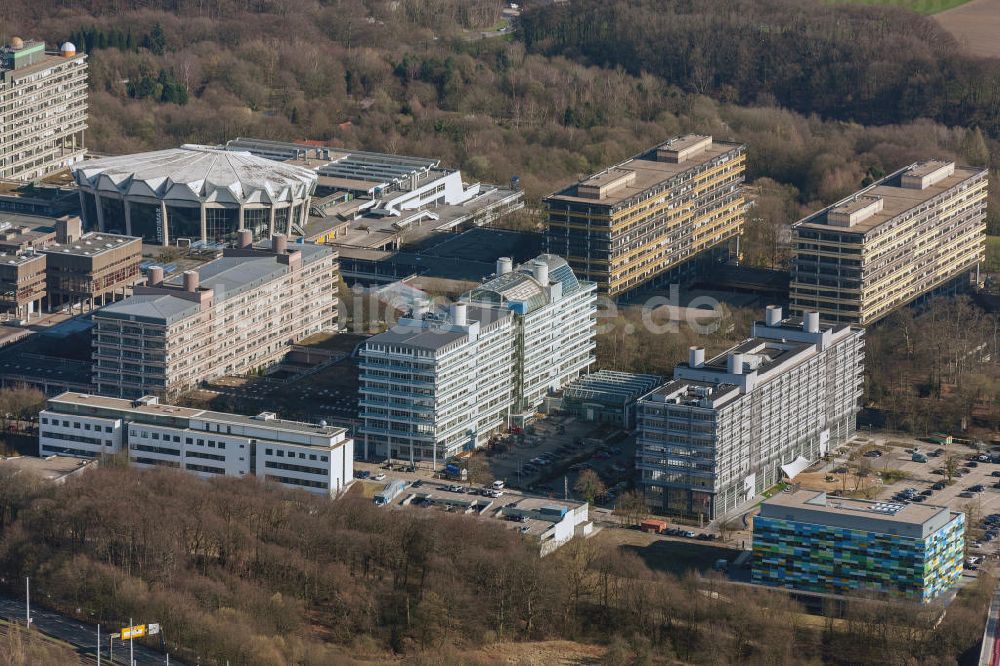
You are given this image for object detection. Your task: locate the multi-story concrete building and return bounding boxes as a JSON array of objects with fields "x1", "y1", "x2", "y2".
[
  {"x1": 544, "y1": 135, "x2": 746, "y2": 298},
  {"x1": 41, "y1": 215, "x2": 142, "y2": 312},
  {"x1": 359, "y1": 254, "x2": 596, "y2": 465},
  {"x1": 359, "y1": 301, "x2": 515, "y2": 466},
  {"x1": 92, "y1": 233, "x2": 338, "y2": 398},
  {"x1": 467, "y1": 255, "x2": 597, "y2": 415},
  {"x1": 39, "y1": 392, "x2": 354, "y2": 496},
  {"x1": 636, "y1": 306, "x2": 865, "y2": 520},
  {"x1": 0, "y1": 250, "x2": 45, "y2": 320},
  {"x1": 790, "y1": 161, "x2": 989, "y2": 326},
  {"x1": 753, "y1": 489, "x2": 964, "y2": 602},
  {"x1": 0, "y1": 39, "x2": 87, "y2": 181},
  {"x1": 0, "y1": 215, "x2": 141, "y2": 317}
]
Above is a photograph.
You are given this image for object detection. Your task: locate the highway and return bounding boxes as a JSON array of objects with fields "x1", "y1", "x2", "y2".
[{"x1": 0, "y1": 594, "x2": 182, "y2": 665}]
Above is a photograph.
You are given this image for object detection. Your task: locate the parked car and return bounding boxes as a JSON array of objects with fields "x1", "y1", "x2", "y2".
[
  {"x1": 970, "y1": 484, "x2": 985, "y2": 492},
  {"x1": 920, "y1": 489, "x2": 934, "y2": 496},
  {"x1": 959, "y1": 491, "x2": 976, "y2": 498},
  {"x1": 863, "y1": 450, "x2": 882, "y2": 458},
  {"x1": 354, "y1": 470, "x2": 371, "y2": 480},
  {"x1": 966, "y1": 461, "x2": 980, "y2": 468},
  {"x1": 913, "y1": 495, "x2": 927, "y2": 502},
  {"x1": 682, "y1": 530, "x2": 696, "y2": 538},
  {"x1": 373, "y1": 472, "x2": 386, "y2": 481},
  {"x1": 411, "y1": 480, "x2": 424, "y2": 488},
  {"x1": 932, "y1": 481, "x2": 947, "y2": 490}
]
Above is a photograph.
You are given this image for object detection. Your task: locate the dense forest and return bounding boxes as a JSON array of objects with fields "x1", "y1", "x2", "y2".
[
  {"x1": 0, "y1": 0, "x2": 995, "y2": 241},
  {"x1": 521, "y1": 0, "x2": 1000, "y2": 140},
  {"x1": 0, "y1": 465, "x2": 993, "y2": 665}
]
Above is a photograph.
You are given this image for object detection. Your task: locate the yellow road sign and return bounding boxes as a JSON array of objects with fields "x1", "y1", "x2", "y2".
[{"x1": 121, "y1": 624, "x2": 145, "y2": 640}]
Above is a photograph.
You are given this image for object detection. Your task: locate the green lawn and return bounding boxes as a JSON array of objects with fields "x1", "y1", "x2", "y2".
[
  {"x1": 987, "y1": 236, "x2": 1000, "y2": 273},
  {"x1": 831, "y1": 0, "x2": 972, "y2": 13}
]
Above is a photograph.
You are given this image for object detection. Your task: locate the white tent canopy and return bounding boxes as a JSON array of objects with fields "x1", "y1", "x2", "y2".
[{"x1": 780, "y1": 456, "x2": 812, "y2": 480}]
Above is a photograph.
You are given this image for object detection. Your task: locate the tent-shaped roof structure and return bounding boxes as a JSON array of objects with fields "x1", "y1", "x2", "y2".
[{"x1": 73, "y1": 145, "x2": 318, "y2": 206}]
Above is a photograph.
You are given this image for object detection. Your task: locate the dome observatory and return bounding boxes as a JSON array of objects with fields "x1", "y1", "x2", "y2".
[{"x1": 72, "y1": 145, "x2": 318, "y2": 246}]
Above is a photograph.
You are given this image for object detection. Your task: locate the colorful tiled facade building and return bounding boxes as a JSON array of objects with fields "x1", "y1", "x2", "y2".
[{"x1": 753, "y1": 490, "x2": 964, "y2": 603}]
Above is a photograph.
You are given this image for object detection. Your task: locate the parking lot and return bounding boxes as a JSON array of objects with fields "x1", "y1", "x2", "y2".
[
  {"x1": 479, "y1": 414, "x2": 636, "y2": 502},
  {"x1": 817, "y1": 432, "x2": 1000, "y2": 558}
]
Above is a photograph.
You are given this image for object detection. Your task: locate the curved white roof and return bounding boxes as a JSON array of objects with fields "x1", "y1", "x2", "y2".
[{"x1": 73, "y1": 145, "x2": 317, "y2": 206}]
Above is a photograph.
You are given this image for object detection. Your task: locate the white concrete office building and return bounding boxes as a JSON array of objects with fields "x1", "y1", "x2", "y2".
[
  {"x1": 359, "y1": 254, "x2": 597, "y2": 464},
  {"x1": 636, "y1": 306, "x2": 865, "y2": 521},
  {"x1": 39, "y1": 392, "x2": 354, "y2": 496},
  {"x1": 358, "y1": 301, "x2": 516, "y2": 465},
  {"x1": 467, "y1": 254, "x2": 597, "y2": 417}
]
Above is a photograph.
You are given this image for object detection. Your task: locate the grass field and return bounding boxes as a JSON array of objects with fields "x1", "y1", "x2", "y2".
[
  {"x1": 832, "y1": 0, "x2": 972, "y2": 13},
  {"x1": 935, "y1": 0, "x2": 1000, "y2": 57},
  {"x1": 987, "y1": 236, "x2": 1000, "y2": 273}
]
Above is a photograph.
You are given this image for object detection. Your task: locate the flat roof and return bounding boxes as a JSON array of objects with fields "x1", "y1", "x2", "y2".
[
  {"x1": 43, "y1": 232, "x2": 139, "y2": 258},
  {"x1": 702, "y1": 337, "x2": 810, "y2": 375},
  {"x1": 366, "y1": 304, "x2": 510, "y2": 352},
  {"x1": 643, "y1": 378, "x2": 742, "y2": 405},
  {"x1": 0, "y1": 251, "x2": 44, "y2": 267},
  {"x1": 545, "y1": 137, "x2": 743, "y2": 208},
  {"x1": 0, "y1": 212, "x2": 58, "y2": 231},
  {"x1": 98, "y1": 244, "x2": 331, "y2": 323},
  {"x1": 0, "y1": 455, "x2": 95, "y2": 481},
  {"x1": 796, "y1": 162, "x2": 987, "y2": 234},
  {"x1": 95, "y1": 293, "x2": 200, "y2": 324},
  {"x1": 196, "y1": 410, "x2": 348, "y2": 436},
  {"x1": 1, "y1": 48, "x2": 83, "y2": 82},
  {"x1": 47, "y1": 392, "x2": 347, "y2": 437},
  {"x1": 759, "y1": 489, "x2": 957, "y2": 540}
]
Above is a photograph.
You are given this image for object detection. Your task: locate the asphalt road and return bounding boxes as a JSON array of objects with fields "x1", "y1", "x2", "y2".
[{"x1": 0, "y1": 595, "x2": 181, "y2": 665}]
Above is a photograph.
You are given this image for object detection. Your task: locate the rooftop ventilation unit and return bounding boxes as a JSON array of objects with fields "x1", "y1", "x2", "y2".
[
  {"x1": 901, "y1": 161, "x2": 955, "y2": 190},
  {"x1": 828, "y1": 195, "x2": 883, "y2": 227},
  {"x1": 576, "y1": 169, "x2": 636, "y2": 200},
  {"x1": 657, "y1": 135, "x2": 712, "y2": 164}
]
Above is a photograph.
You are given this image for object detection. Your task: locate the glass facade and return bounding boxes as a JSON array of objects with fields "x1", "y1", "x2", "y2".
[
  {"x1": 167, "y1": 205, "x2": 201, "y2": 242},
  {"x1": 752, "y1": 513, "x2": 965, "y2": 603},
  {"x1": 82, "y1": 192, "x2": 99, "y2": 231},
  {"x1": 204, "y1": 206, "x2": 239, "y2": 244},
  {"x1": 273, "y1": 206, "x2": 290, "y2": 236},
  {"x1": 100, "y1": 196, "x2": 127, "y2": 235},
  {"x1": 130, "y1": 202, "x2": 163, "y2": 242},
  {"x1": 245, "y1": 207, "x2": 270, "y2": 240}
]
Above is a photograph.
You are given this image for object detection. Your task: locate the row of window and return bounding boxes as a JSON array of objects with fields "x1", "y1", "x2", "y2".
[
  {"x1": 264, "y1": 461, "x2": 328, "y2": 476},
  {"x1": 264, "y1": 448, "x2": 328, "y2": 463},
  {"x1": 40, "y1": 431, "x2": 111, "y2": 447},
  {"x1": 41, "y1": 417, "x2": 114, "y2": 433}
]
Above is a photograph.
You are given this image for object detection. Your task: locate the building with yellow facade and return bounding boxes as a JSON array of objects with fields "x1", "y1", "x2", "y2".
[
  {"x1": 544, "y1": 135, "x2": 746, "y2": 298},
  {"x1": 790, "y1": 161, "x2": 988, "y2": 326}
]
